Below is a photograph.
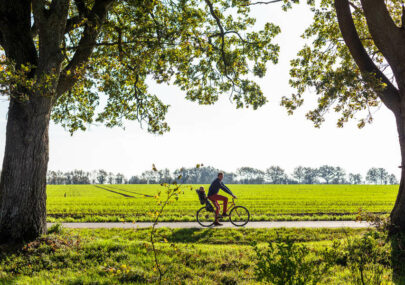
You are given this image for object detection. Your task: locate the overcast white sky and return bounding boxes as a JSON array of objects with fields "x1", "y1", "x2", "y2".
[{"x1": 0, "y1": 3, "x2": 401, "y2": 179}]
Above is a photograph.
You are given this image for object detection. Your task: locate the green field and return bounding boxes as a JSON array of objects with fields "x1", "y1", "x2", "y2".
[{"x1": 46, "y1": 184, "x2": 398, "y2": 222}]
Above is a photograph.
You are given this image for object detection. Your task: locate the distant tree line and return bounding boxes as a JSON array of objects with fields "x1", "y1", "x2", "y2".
[
  {"x1": 45, "y1": 165, "x2": 399, "y2": 185},
  {"x1": 46, "y1": 170, "x2": 127, "y2": 185}
]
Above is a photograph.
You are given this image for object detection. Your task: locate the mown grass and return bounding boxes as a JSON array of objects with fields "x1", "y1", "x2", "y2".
[
  {"x1": 0, "y1": 227, "x2": 390, "y2": 284},
  {"x1": 46, "y1": 184, "x2": 397, "y2": 222}
]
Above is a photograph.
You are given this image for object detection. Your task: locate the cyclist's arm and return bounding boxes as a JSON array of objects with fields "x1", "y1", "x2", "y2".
[{"x1": 220, "y1": 182, "x2": 235, "y2": 197}]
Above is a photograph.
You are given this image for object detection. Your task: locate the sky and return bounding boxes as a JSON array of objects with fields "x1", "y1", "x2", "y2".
[{"x1": 0, "y1": 3, "x2": 401, "y2": 179}]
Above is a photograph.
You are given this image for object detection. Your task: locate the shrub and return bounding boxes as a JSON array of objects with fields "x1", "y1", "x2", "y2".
[
  {"x1": 253, "y1": 238, "x2": 338, "y2": 285},
  {"x1": 47, "y1": 223, "x2": 63, "y2": 234},
  {"x1": 346, "y1": 231, "x2": 390, "y2": 285}
]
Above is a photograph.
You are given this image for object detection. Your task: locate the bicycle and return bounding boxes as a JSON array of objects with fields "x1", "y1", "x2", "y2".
[{"x1": 196, "y1": 198, "x2": 250, "y2": 227}]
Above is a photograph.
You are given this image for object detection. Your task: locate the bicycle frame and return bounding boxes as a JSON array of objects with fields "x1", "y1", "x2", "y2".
[{"x1": 214, "y1": 198, "x2": 237, "y2": 214}]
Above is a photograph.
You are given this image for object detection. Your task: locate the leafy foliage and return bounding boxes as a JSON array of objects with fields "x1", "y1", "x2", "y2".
[
  {"x1": 282, "y1": 0, "x2": 404, "y2": 128},
  {"x1": 253, "y1": 228, "x2": 392, "y2": 285},
  {"x1": 253, "y1": 237, "x2": 338, "y2": 284},
  {"x1": 345, "y1": 230, "x2": 391, "y2": 285},
  {"x1": 1, "y1": 0, "x2": 281, "y2": 134}
]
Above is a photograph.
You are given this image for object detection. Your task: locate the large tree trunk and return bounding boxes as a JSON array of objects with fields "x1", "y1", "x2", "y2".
[
  {"x1": 0, "y1": 96, "x2": 52, "y2": 242},
  {"x1": 390, "y1": 169, "x2": 405, "y2": 231},
  {"x1": 390, "y1": 103, "x2": 405, "y2": 281},
  {"x1": 391, "y1": 105, "x2": 405, "y2": 231}
]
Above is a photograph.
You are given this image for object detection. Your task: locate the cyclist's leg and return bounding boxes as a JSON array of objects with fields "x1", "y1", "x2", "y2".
[
  {"x1": 218, "y1": 195, "x2": 228, "y2": 214},
  {"x1": 210, "y1": 194, "x2": 228, "y2": 215},
  {"x1": 208, "y1": 196, "x2": 220, "y2": 219}
]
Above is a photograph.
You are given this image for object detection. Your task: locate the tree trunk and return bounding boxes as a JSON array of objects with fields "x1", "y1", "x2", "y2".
[
  {"x1": 390, "y1": 104, "x2": 405, "y2": 281},
  {"x1": 391, "y1": 170, "x2": 405, "y2": 231},
  {"x1": 0, "y1": 96, "x2": 52, "y2": 242},
  {"x1": 391, "y1": 107, "x2": 405, "y2": 232}
]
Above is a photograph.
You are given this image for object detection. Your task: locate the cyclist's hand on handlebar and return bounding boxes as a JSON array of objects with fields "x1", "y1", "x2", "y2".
[{"x1": 232, "y1": 195, "x2": 237, "y2": 199}]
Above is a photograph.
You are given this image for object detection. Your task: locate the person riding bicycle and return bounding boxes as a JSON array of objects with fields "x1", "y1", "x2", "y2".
[{"x1": 208, "y1": 172, "x2": 237, "y2": 226}]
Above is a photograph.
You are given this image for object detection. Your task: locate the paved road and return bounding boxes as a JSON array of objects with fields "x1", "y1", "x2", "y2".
[{"x1": 48, "y1": 221, "x2": 372, "y2": 229}]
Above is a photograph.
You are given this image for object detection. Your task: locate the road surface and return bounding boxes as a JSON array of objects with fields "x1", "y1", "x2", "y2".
[{"x1": 48, "y1": 221, "x2": 372, "y2": 229}]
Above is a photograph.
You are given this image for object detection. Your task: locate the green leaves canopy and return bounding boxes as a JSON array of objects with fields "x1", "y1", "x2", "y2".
[
  {"x1": 27, "y1": 0, "x2": 281, "y2": 134},
  {"x1": 282, "y1": 0, "x2": 403, "y2": 128}
]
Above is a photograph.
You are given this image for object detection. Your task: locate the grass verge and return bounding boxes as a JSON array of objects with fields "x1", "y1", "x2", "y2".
[{"x1": 0, "y1": 227, "x2": 391, "y2": 284}]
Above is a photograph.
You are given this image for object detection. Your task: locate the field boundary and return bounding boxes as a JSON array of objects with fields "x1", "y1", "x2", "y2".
[
  {"x1": 46, "y1": 211, "x2": 388, "y2": 218},
  {"x1": 48, "y1": 221, "x2": 373, "y2": 229}
]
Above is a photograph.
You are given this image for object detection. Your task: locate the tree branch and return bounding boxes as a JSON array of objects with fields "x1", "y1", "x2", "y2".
[
  {"x1": 74, "y1": 0, "x2": 90, "y2": 17},
  {"x1": 31, "y1": 21, "x2": 39, "y2": 38},
  {"x1": 360, "y1": 0, "x2": 405, "y2": 85},
  {"x1": 64, "y1": 16, "x2": 85, "y2": 34},
  {"x1": 0, "y1": 0, "x2": 38, "y2": 67},
  {"x1": 209, "y1": 30, "x2": 251, "y2": 44},
  {"x1": 204, "y1": 0, "x2": 229, "y2": 75},
  {"x1": 56, "y1": 0, "x2": 115, "y2": 97},
  {"x1": 0, "y1": 30, "x2": 4, "y2": 49},
  {"x1": 64, "y1": 0, "x2": 92, "y2": 34},
  {"x1": 348, "y1": 1, "x2": 361, "y2": 12},
  {"x1": 402, "y1": 4, "x2": 405, "y2": 29},
  {"x1": 334, "y1": 0, "x2": 400, "y2": 114},
  {"x1": 246, "y1": 0, "x2": 282, "y2": 6},
  {"x1": 33, "y1": 0, "x2": 70, "y2": 74}
]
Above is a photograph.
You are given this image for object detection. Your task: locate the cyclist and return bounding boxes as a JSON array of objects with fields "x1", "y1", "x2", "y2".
[{"x1": 208, "y1": 172, "x2": 237, "y2": 226}]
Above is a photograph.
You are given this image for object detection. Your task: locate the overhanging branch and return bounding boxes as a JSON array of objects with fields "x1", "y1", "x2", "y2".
[
  {"x1": 360, "y1": 0, "x2": 405, "y2": 81},
  {"x1": 246, "y1": 0, "x2": 282, "y2": 5},
  {"x1": 56, "y1": 0, "x2": 115, "y2": 97},
  {"x1": 204, "y1": 0, "x2": 229, "y2": 75},
  {"x1": 334, "y1": 0, "x2": 400, "y2": 114}
]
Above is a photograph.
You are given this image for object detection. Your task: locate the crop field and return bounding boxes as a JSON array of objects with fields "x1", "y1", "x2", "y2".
[{"x1": 46, "y1": 184, "x2": 398, "y2": 222}]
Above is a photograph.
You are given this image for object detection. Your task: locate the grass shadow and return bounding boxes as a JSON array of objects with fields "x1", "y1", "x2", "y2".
[{"x1": 94, "y1": 185, "x2": 136, "y2": 198}]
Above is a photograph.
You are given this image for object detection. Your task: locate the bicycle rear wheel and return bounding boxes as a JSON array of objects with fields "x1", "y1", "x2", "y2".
[
  {"x1": 196, "y1": 206, "x2": 216, "y2": 227},
  {"x1": 229, "y1": 206, "x2": 250, "y2": 227}
]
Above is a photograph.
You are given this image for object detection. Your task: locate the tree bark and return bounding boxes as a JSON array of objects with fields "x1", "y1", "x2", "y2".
[
  {"x1": 391, "y1": 100, "x2": 405, "y2": 232},
  {"x1": 388, "y1": 96, "x2": 405, "y2": 281},
  {"x1": 0, "y1": 96, "x2": 52, "y2": 242}
]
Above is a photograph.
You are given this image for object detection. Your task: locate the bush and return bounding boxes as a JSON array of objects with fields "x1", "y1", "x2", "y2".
[
  {"x1": 346, "y1": 231, "x2": 390, "y2": 285},
  {"x1": 253, "y1": 238, "x2": 338, "y2": 285},
  {"x1": 47, "y1": 223, "x2": 63, "y2": 234}
]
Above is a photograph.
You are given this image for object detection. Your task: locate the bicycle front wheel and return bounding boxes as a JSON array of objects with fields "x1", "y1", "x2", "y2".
[
  {"x1": 196, "y1": 207, "x2": 216, "y2": 227},
  {"x1": 229, "y1": 206, "x2": 250, "y2": 227}
]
